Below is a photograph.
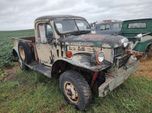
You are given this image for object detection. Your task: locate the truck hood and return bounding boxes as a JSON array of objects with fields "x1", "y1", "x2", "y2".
[{"x1": 60, "y1": 33, "x2": 127, "y2": 48}]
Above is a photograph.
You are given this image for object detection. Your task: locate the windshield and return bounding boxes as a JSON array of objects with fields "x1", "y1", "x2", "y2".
[
  {"x1": 98, "y1": 23, "x2": 121, "y2": 31},
  {"x1": 55, "y1": 19, "x2": 91, "y2": 34},
  {"x1": 100, "y1": 24, "x2": 110, "y2": 30}
]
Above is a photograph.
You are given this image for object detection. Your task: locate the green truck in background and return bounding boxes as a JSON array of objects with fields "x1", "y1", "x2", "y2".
[{"x1": 121, "y1": 18, "x2": 152, "y2": 57}]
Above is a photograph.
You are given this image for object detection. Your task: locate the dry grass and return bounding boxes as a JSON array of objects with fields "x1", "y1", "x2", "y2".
[{"x1": 135, "y1": 58, "x2": 152, "y2": 79}]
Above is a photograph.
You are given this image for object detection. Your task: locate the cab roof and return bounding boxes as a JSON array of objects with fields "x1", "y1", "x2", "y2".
[
  {"x1": 35, "y1": 15, "x2": 85, "y2": 22},
  {"x1": 123, "y1": 18, "x2": 152, "y2": 23}
]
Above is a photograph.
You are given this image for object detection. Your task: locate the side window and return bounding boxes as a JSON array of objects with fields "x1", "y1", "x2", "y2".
[
  {"x1": 46, "y1": 24, "x2": 54, "y2": 43},
  {"x1": 76, "y1": 20, "x2": 90, "y2": 30},
  {"x1": 56, "y1": 23, "x2": 63, "y2": 33},
  {"x1": 38, "y1": 24, "x2": 47, "y2": 43}
]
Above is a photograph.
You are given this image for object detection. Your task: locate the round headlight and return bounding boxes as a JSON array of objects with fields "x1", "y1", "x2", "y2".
[
  {"x1": 96, "y1": 52, "x2": 104, "y2": 64},
  {"x1": 120, "y1": 38, "x2": 129, "y2": 48},
  {"x1": 123, "y1": 42, "x2": 128, "y2": 48}
]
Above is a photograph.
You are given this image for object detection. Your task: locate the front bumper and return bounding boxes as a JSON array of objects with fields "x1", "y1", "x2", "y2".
[{"x1": 98, "y1": 56, "x2": 139, "y2": 97}]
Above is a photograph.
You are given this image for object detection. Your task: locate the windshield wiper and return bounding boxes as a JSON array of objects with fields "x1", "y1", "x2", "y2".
[
  {"x1": 70, "y1": 31, "x2": 81, "y2": 35},
  {"x1": 70, "y1": 30, "x2": 90, "y2": 35},
  {"x1": 79, "y1": 30, "x2": 91, "y2": 33}
]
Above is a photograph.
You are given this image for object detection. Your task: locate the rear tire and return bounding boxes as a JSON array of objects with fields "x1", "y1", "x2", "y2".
[
  {"x1": 59, "y1": 70, "x2": 92, "y2": 110},
  {"x1": 18, "y1": 41, "x2": 32, "y2": 64},
  {"x1": 18, "y1": 58, "x2": 28, "y2": 70}
]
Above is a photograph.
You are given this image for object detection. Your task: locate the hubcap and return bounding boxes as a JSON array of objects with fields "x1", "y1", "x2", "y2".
[
  {"x1": 19, "y1": 46, "x2": 25, "y2": 60},
  {"x1": 64, "y1": 81, "x2": 79, "y2": 104}
]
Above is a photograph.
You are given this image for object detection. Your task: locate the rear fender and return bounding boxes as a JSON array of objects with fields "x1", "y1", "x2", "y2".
[{"x1": 12, "y1": 47, "x2": 19, "y2": 61}]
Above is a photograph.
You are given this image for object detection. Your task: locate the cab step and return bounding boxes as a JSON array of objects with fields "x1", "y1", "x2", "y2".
[{"x1": 26, "y1": 63, "x2": 52, "y2": 78}]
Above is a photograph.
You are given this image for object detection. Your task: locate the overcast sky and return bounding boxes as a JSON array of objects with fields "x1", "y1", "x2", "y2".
[{"x1": 0, "y1": 0, "x2": 152, "y2": 30}]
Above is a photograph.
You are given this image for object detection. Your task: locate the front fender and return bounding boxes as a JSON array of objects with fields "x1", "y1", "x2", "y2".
[
  {"x1": 134, "y1": 41, "x2": 152, "y2": 52},
  {"x1": 133, "y1": 35, "x2": 152, "y2": 52},
  {"x1": 53, "y1": 53, "x2": 111, "y2": 72}
]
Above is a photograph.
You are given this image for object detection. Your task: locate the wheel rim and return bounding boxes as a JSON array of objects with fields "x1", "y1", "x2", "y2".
[
  {"x1": 19, "y1": 46, "x2": 25, "y2": 60},
  {"x1": 64, "y1": 81, "x2": 79, "y2": 104}
]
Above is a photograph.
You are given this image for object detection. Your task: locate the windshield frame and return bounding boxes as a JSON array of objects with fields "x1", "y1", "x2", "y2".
[{"x1": 54, "y1": 18, "x2": 91, "y2": 35}]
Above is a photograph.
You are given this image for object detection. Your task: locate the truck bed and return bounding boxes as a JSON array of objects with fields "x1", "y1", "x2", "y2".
[
  {"x1": 13, "y1": 36, "x2": 35, "y2": 43},
  {"x1": 13, "y1": 36, "x2": 52, "y2": 78}
]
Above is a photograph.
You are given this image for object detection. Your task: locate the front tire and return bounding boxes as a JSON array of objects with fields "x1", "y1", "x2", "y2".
[{"x1": 59, "y1": 70, "x2": 92, "y2": 110}]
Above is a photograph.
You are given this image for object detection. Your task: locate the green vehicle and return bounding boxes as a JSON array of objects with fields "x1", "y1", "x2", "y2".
[{"x1": 121, "y1": 18, "x2": 152, "y2": 57}]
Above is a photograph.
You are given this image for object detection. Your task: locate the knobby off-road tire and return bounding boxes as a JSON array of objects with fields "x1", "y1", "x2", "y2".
[
  {"x1": 18, "y1": 41, "x2": 32, "y2": 70},
  {"x1": 59, "y1": 70, "x2": 92, "y2": 110}
]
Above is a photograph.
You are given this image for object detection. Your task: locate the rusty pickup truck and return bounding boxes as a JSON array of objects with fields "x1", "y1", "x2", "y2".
[{"x1": 12, "y1": 15, "x2": 140, "y2": 110}]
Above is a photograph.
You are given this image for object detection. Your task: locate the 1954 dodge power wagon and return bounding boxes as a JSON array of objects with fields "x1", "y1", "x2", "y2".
[
  {"x1": 121, "y1": 18, "x2": 152, "y2": 58},
  {"x1": 12, "y1": 15, "x2": 140, "y2": 110}
]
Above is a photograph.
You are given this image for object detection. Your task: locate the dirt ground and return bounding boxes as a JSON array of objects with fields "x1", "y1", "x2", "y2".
[
  {"x1": 2, "y1": 64, "x2": 19, "y2": 81},
  {"x1": 134, "y1": 59, "x2": 152, "y2": 79}
]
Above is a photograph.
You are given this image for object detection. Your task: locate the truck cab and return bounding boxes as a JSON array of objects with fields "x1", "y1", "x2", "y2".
[
  {"x1": 120, "y1": 18, "x2": 152, "y2": 57},
  {"x1": 12, "y1": 15, "x2": 140, "y2": 110},
  {"x1": 34, "y1": 15, "x2": 92, "y2": 66},
  {"x1": 92, "y1": 21, "x2": 122, "y2": 35}
]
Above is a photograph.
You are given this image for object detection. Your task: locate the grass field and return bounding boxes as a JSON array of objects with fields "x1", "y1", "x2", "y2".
[
  {"x1": 0, "y1": 30, "x2": 34, "y2": 67},
  {"x1": 0, "y1": 30, "x2": 152, "y2": 113}
]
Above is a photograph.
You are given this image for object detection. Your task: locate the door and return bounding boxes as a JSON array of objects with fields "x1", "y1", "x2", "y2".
[{"x1": 36, "y1": 23, "x2": 54, "y2": 66}]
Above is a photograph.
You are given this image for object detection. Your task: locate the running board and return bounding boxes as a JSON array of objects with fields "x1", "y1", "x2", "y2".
[{"x1": 27, "y1": 63, "x2": 52, "y2": 78}]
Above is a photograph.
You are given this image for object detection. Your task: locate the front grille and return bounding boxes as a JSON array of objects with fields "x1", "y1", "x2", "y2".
[
  {"x1": 114, "y1": 46, "x2": 129, "y2": 68},
  {"x1": 116, "y1": 55, "x2": 130, "y2": 68},
  {"x1": 114, "y1": 46, "x2": 125, "y2": 57}
]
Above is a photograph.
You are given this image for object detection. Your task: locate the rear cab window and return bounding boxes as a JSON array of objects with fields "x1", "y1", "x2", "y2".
[{"x1": 128, "y1": 23, "x2": 147, "y2": 29}]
